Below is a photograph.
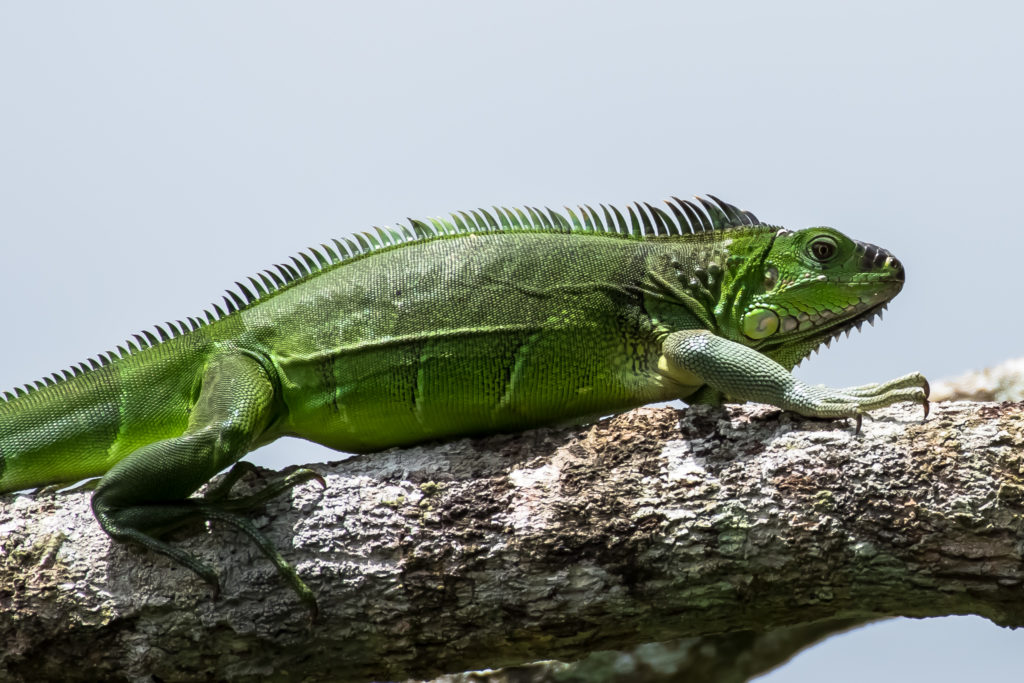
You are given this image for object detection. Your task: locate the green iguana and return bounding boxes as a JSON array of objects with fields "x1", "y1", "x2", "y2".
[{"x1": 0, "y1": 195, "x2": 928, "y2": 615}]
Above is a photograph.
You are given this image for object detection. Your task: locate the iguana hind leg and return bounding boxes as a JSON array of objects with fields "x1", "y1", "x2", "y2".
[
  {"x1": 90, "y1": 352, "x2": 322, "y2": 614},
  {"x1": 661, "y1": 330, "x2": 929, "y2": 428}
]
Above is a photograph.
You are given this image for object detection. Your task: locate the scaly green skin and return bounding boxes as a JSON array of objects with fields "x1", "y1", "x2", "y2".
[{"x1": 0, "y1": 195, "x2": 929, "y2": 614}]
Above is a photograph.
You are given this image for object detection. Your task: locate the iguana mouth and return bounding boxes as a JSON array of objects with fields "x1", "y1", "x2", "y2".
[
  {"x1": 822, "y1": 300, "x2": 890, "y2": 348},
  {"x1": 767, "y1": 283, "x2": 897, "y2": 338},
  {"x1": 758, "y1": 298, "x2": 891, "y2": 363}
]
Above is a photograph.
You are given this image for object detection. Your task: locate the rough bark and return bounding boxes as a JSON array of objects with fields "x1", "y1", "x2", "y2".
[{"x1": 2, "y1": 400, "x2": 1023, "y2": 682}]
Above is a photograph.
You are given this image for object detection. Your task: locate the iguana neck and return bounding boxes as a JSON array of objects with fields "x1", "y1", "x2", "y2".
[{"x1": 641, "y1": 229, "x2": 777, "y2": 336}]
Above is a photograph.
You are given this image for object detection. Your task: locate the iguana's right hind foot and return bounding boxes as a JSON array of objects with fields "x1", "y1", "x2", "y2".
[{"x1": 206, "y1": 462, "x2": 326, "y2": 511}]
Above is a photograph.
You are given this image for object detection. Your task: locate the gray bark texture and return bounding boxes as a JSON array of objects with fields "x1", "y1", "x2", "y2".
[{"x1": 2, "y1": 399, "x2": 1023, "y2": 682}]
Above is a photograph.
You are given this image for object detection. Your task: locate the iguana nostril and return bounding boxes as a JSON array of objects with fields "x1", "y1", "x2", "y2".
[
  {"x1": 856, "y1": 241, "x2": 903, "y2": 278},
  {"x1": 878, "y1": 250, "x2": 904, "y2": 281},
  {"x1": 886, "y1": 256, "x2": 905, "y2": 281}
]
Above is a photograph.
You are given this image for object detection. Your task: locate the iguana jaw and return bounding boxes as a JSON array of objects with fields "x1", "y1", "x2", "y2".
[
  {"x1": 741, "y1": 272, "x2": 902, "y2": 343},
  {"x1": 747, "y1": 294, "x2": 896, "y2": 369},
  {"x1": 819, "y1": 298, "x2": 891, "y2": 347}
]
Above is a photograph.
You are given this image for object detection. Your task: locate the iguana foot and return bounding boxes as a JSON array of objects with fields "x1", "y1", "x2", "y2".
[
  {"x1": 827, "y1": 371, "x2": 931, "y2": 431},
  {"x1": 199, "y1": 463, "x2": 326, "y2": 617},
  {"x1": 94, "y1": 464, "x2": 326, "y2": 618}
]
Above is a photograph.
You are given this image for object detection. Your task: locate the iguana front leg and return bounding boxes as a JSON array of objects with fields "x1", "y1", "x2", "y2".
[
  {"x1": 90, "y1": 352, "x2": 323, "y2": 615},
  {"x1": 660, "y1": 330, "x2": 929, "y2": 430}
]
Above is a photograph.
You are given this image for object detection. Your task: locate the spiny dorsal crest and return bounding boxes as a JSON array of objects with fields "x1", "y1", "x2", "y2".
[
  {"x1": 405, "y1": 194, "x2": 759, "y2": 240},
  {"x1": 0, "y1": 195, "x2": 760, "y2": 402}
]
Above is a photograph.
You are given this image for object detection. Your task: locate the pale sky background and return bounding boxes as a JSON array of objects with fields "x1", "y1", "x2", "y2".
[{"x1": 1, "y1": 2, "x2": 1021, "y2": 681}]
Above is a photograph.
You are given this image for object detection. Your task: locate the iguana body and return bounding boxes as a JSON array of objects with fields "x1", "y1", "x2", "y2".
[{"x1": 0, "y1": 195, "x2": 928, "y2": 613}]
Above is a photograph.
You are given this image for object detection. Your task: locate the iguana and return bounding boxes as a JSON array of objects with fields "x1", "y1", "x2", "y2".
[{"x1": 0, "y1": 195, "x2": 928, "y2": 615}]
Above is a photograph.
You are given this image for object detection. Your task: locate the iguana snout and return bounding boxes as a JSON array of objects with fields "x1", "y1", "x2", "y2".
[{"x1": 855, "y1": 240, "x2": 903, "y2": 282}]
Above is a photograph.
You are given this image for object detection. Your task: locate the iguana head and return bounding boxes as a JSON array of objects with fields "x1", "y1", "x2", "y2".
[{"x1": 723, "y1": 226, "x2": 905, "y2": 369}]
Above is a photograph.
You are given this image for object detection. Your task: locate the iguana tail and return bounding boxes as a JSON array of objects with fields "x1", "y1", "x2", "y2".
[{"x1": 0, "y1": 340, "x2": 204, "y2": 494}]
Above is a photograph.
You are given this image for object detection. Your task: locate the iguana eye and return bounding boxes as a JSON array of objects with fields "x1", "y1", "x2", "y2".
[{"x1": 808, "y1": 237, "x2": 838, "y2": 263}]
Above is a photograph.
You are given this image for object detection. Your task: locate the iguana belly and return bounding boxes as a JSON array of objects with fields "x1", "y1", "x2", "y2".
[{"x1": 273, "y1": 329, "x2": 686, "y2": 453}]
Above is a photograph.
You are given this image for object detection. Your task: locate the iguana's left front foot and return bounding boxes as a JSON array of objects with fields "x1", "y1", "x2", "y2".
[{"x1": 820, "y1": 372, "x2": 930, "y2": 431}]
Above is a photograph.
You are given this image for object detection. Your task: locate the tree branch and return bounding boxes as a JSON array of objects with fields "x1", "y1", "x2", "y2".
[{"x1": 2, "y1": 400, "x2": 1023, "y2": 682}]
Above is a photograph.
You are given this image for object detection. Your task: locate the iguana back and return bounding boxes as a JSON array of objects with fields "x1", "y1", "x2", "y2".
[{"x1": 262, "y1": 232, "x2": 700, "y2": 452}]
